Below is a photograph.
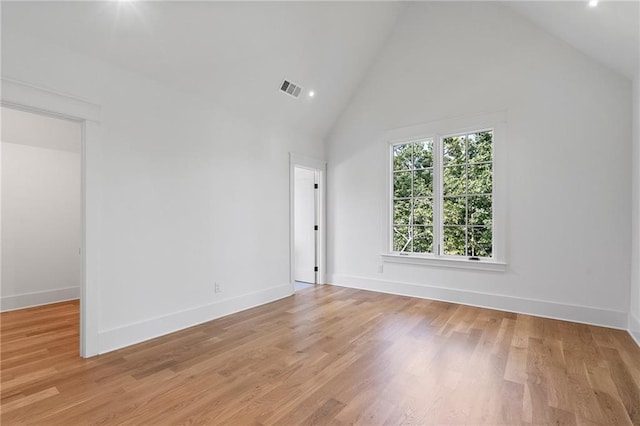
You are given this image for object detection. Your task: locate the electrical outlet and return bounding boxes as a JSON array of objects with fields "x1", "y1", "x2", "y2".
[
  {"x1": 377, "y1": 264, "x2": 384, "y2": 273},
  {"x1": 214, "y1": 282, "x2": 221, "y2": 293}
]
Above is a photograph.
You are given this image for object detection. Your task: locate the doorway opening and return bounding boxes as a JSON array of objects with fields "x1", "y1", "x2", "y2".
[
  {"x1": 2, "y1": 78, "x2": 101, "y2": 357},
  {"x1": 290, "y1": 154, "x2": 325, "y2": 292},
  {"x1": 1, "y1": 106, "x2": 82, "y2": 343}
]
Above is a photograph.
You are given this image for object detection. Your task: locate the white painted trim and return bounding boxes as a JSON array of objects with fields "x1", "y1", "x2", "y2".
[
  {"x1": 1, "y1": 287, "x2": 80, "y2": 312},
  {"x1": 289, "y1": 153, "x2": 327, "y2": 287},
  {"x1": 382, "y1": 111, "x2": 507, "y2": 142},
  {"x1": 328, "y1": 274, "x2": 628, "y2": 330},
  {"x1": 629, "y1": 313, "x2": 640, "y2": 347},
  {"x1": 381, "y1": 253, "x2": 506, "y2": 271},
  {"x1": 290, "y1": 153, "x2": 326, "y2": 171},
  {"x1": 80, "y1": 120, "x2": 102, "y2": 357},
  {"x1": 99, "y1": 284, "x2": 292, "y2": 354},
  {"x1": 1, "y1": 78, "x2": 102, "y2": 358},
  {"x1": 1, "y1": 78, "x2": 100, "y2": 123}
]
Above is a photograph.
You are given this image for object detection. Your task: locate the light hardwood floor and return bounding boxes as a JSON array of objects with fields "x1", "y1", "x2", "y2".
[{"x1": 1, "y1": 285, "x2": 639, "y2": 425}]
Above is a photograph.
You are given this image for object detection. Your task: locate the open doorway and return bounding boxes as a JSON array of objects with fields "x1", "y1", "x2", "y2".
[
  {"x1": 1, "y1": 106, "x2": 82, "y2": 340},
  {"x1": 2, "y1": 78, "x2": 101, "y2": 357},
  {"x1": 290, "y1": 154, "x2": 325, "y2": 292}
]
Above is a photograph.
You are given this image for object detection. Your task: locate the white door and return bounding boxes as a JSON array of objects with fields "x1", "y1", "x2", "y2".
[{"x1": 294, "y1": 167, "x2": 316, "y2": 283}]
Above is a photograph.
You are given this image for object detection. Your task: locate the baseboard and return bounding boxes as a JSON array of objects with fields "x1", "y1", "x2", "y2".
[
  {"x1": 98, "y1": 284, "x2": 293, "y2": 354},
  {"x1": 328, "y1": 274, "x2": 628, "y2": 330},
  {"x1": 629, "y1": 312, "x2": 640, "y2": 347},
  {"x1": 1, "y1": 287, "x2": 80, "y2": 312}
]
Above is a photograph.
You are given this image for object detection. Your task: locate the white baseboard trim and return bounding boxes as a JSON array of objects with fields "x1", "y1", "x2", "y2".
[
  {"x1": 1, "y1": 287, "x2": 80, "y2": 312},
  {"x1": 629, "y1": 313, "x2": 640, "y2": 347},
  {"x1": 98, "y1": 284, "x2": 293, "y2": 354},
  {"x1": 328, "y1": 274, "x2": 629, "y2": 330}
]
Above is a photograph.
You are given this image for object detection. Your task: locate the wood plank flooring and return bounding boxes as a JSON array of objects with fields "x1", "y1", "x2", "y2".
[{"x1": 1, "y1": 286, "x2": 639, "y2": 425}]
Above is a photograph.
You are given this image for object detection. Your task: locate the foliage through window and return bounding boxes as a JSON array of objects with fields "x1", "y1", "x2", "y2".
[{"x1": 391, "y1": 130, "x2": 493, "y2": 259}]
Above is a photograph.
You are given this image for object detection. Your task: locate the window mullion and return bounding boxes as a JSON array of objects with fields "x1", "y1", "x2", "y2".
[
  {"x1": 389, "y1": 144, "x2": 394, "y2": 253},
  {"x1": 410, "y1": 144, "x2": 414, "y2": 253},
  {"x1": 434, "y1": 134, "x2": 442, "y2": 256},
  {"x1": 465, "y1": 134, "x2": 469, "y2": 257}
]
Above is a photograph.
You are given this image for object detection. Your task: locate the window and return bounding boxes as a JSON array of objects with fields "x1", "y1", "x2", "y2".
[
  {"x1": 392, "y1": 140, "x2": 435, "y2": 253},
  {"x1": 442, "y1": 131, "x2": 493, "y2": 257},
  {"x1": 390, "y1": 128, "x2": 498, "y2": 263}
]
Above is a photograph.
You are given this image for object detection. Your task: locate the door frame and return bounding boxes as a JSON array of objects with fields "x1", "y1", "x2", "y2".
[
  {"x1": 289, "y1": 153, "x2": 326, "y2": 290},
  {"x1": 1, "y1": 78, "x2": 102, "y2": 357}
]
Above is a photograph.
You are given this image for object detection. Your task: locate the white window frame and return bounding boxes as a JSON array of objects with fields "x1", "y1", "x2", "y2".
[{"x1": 381, "y1": 111, "x2": 507, "y2": 272}]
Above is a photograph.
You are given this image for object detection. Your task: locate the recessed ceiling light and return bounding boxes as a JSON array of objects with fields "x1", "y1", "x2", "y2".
[
  {"x1": 588, "y1": 0, "x2": 598, "y2": 7},
  {"x1": 308, "y1": 91, "x2": 315, "y2": 98}
]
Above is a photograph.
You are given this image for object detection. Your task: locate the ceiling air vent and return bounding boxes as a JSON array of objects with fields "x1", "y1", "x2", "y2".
[{"x1": 280, "y1": 79, "x2": 303, "y2": 99}]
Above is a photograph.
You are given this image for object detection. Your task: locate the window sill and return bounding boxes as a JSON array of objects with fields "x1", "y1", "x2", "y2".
[{"x1": 381, "y1": 253, "x2": 507, "y2": 272}]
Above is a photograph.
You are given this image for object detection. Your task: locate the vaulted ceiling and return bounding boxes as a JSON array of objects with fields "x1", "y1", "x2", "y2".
[
  {"x1": 2, "y1": 1, "x2": 638, "y2": 140},
  {"x1": 1, "y1": 1, "x2": 405, "y2": 139},
  {"x1": 508, "y1": 1, "x2": 639, "y2": 80}
]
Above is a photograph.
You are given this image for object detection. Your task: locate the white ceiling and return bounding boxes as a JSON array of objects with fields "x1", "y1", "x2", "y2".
[
  {"x1": 1, "y1": 1, "x2": 405, "y2": 139},
  {"x1": 508, "y1": 1, "x2": 639, "y2": 79},
  {"x1": 1, "y1": 1, "x2": 638, "y2": 141},
  {"x1": 1, "y1": 107, "x2": 82, "y2": 153}
]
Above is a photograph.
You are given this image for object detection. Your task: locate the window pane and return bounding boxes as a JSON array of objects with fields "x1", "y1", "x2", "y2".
[
  {"x1": 413, "y1": 140, "x2": 433, "y2": 169},
  {"x1": 413, "y1": 169, "x2": 433, "y2": 197},
  {"x1": 443, "y1": 135, "x2": 465, "y2": 165},
  {"x1": 467, "y1": 163, "x2": 492, "y2": 194},
  {"x1": 413, "y1": 226, "x2": 433, "y2": 253},
  {"x1": 467, "y1": 131, "x2": 492, "y2": 164},
  {"x1": 468, "y1": 195, "x2": 492, "y2": 226},
  {"x1": 443, "y1": 226, "x2": 466, "y2": 256},
  {"x1": 443, "y1": 196, "x2": 465, "y2": 225},
  {"x1": 393, "y1": 144, "x2": 413, "y2": 171},
  {"x1": 393, "y1": 225, "x2": 411, "y2": 252},
  {"x1": 393, "y1": 172, "x2": 412, "y2": 198},
  {"x1": 443, "y1": 165, "x2": 466, "y2": 196},
  {"x1": 393, "y1": 199, "x2": 411, "y2": 225},
  {"x1": 413, "y1": 198, "x2": 433, "y2": 225},
  {"x1": 468, "y1": 226, "x2": 492, "y2": 258}
]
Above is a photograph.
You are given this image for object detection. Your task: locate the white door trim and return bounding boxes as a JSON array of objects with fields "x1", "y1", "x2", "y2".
[
  {"x1": 289, "y1": 153, "x2": 326, "y2": 289},
  {"x1": 1, "y1": 77, "x2": 102, "y2": 357}
]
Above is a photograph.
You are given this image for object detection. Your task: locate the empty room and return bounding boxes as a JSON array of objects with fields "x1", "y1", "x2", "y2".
[{"x1": 1, "y1": 1, "x2": 639, "y2": 424}]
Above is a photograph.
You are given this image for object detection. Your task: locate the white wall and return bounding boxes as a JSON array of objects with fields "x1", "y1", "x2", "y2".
[
  {"x1": 326, "y1": 2, "x2": 632, "y2": 328},
  {"x1": 2, "y1": 31, "x2": 325, "y2": 352},
  {"x1": 1, "y1": 143, "x2": 81, "y2": 309},
  {"x1": 631, "y1": 73, "x2": 640, "y2": 344},
  {"x1": 1, "y1": 109, "x2": 81, "y2": 311},
  {"x1": 294, "y1": 167, "x2": 315, "y2": 284}
]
